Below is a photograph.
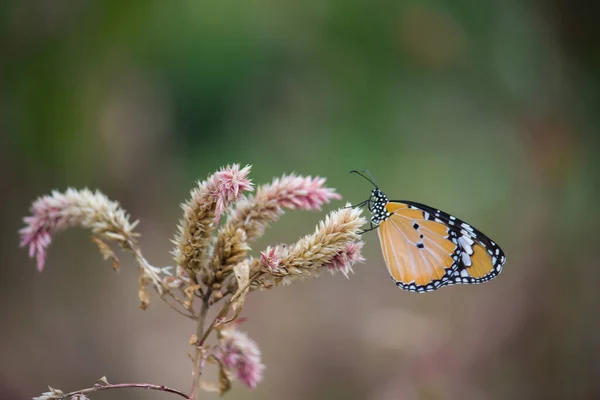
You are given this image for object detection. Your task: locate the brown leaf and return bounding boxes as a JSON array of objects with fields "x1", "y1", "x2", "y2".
[
  {"x1": 199, "y1": 380, "x2": 220, "y2": 393},
  {"x1": 138, "y1": 273, "x2": 151, "y2": 310},
  {"x1": 189, "y1": 334, "x2": 198, "y2": 346},
  {"x1": 91, "y1": 237, "x2": 120, "y2": 271},
  {"x1": 95, "y1": 376, "x2": 109, "y2": 386},
  {"x1": 200, "y1": 357, "x2": 232, "y2": 396},
  {"x1": 183, "y1": 284, "x2": 202, "y2": 310},
  {"x1": 222, "y1": 261, "x2": 249, "y2": 324},
  {"x1": 217, "y1": 360, "x2": 232, "y2": 396},
  {"x1": 48, "y1": 386, "x2": 64, "y2": 396}
]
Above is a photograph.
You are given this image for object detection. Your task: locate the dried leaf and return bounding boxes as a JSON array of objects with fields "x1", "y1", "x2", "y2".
[
  {"x1": 217, "y1": 360, "x2": 232, "y2": 396},
  {"x1": 200, "y1": 357, "x2": 232, "y2": 396},
  {"x1": 189, "y1": 334, "x2": 198, "y2": 346},
  {"x1": 91, "y1": 237, "x2": 120, "y2": 271},
  {"x1": 103, "y1": 231, "x2": 126, "y2": 241},
  {"x1": 138, "y1": 273, "x2": 151, "y2": 310},
  {"x1": 48, "y1": 387, "x2": 64, "y2": 396},
  {"x1": 199, "y1": 380, "x2": 220, "y2": 393},
  {"x1": 33, "y1": 388, "x2": 64, "y2": 400},
  {"x1": 95, "y1": 376, "x2": 109, "y2": 386},
  {"x1": 183, "y1": 284, "x2": 202, "y2": 310},
  {"x1": 222, "y1": 261, "x2": 249, "y2": 324}
]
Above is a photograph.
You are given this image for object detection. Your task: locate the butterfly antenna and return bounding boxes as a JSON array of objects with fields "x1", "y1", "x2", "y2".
[
  {"x1": 349, "y1": 169, "x2": 378, "y2": 188},
  {"x1": 361, "y1": 169, "x2": 379, "y2": 187}
]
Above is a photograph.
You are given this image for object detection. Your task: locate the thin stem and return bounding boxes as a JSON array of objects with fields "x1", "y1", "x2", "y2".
[
  {"x1": 63, "y1": 383, "x2": 190, "y2": 399},
  {"x1": 125, "y1": 238, "x2": 196, "y2": 317},
  {"x1": 198, "y1": 271, "x2": 263, "y2": 346},
  {"x1": 189, "y1": 294, "x2": 210, "y2": 399},
  {"x1": 161, "y1": 294, "x2": 196, "y2": 320},
  {"x1": 198, "y1": 296, "x2": 209, "y2": 333}
]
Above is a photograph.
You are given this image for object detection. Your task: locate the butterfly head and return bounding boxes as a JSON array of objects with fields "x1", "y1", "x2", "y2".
[
  {"x1": 349, "y1": 170, "x2": 391, "y2": 227},
  {"x1": 370, "y1": 188, "x2": 390, "y2": 226}
]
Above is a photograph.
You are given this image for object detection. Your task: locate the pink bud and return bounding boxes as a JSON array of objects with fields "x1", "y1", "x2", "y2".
[
  {"x1": 212, "y1": 164, "x2": 253, "y2": 224},
  {"x1": 216, "y1": 329, "x2": 264, "y2": 389},
  {"x1": 260, "y1": 247, "x2": 281, "y2": 271},
  {"x1": 325, "y1": 242, "x2": 365, "y2": 278}
]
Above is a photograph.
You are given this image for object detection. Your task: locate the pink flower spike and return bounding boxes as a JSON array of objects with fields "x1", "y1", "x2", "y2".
[
  {"x1": 216, "y1": 329, "x2": 264, "y2": 389},
  {"x1": 19, "y1": 192, "x2": 76, "y2": 272},
  {"x1": 212, "y1": 164, "x2": 254, "y2": 225},
  {"x1": 19, "y1": 188, "x2": 137, "y2": 272},
  {"x1": 325, "y1": 241, "x2": 365, "y2": 278},
  {"x1": 263, "y1": 174, "x2": 342, "y2": 212},
  {"x1": 260, "y1": 247, "x2": 281, "y2": 272}
]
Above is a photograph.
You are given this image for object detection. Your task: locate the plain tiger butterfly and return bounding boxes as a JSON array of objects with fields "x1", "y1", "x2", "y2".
[{"x1": 351, "y1": 170, "x2": 506, "y2": 293}]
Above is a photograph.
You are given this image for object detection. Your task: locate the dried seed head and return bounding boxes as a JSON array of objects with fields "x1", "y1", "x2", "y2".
[
  {"x1": 19, "y1": 188, "x2": 138, "y2": 271},
  {"x1": 211, "y1": 225, "x2": 250, "y2": 275},
  {"x1": 325, "y1": 241, "x2": 365, "y2": 278},
  {"x1": 250, "y1": 205, "x2": 366, "y2": 289},
  {"x1": 227, "y1": 174, "x2": 341, "y2": 242},
  {"x1": 173, "y1": 164, "x2": 253, "y2": 278}
]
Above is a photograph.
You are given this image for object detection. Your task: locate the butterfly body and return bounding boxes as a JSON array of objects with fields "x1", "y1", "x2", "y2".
[{"x1": 363, "y1": 187, "x2": 506, "y2": 293}]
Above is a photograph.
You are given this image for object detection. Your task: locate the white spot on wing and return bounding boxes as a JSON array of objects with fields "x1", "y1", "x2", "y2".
[
  {"x1": 458, "y1": 236, "x2": 474, "y2": 255},
  {"x1": 461, "y1": 252, "x2": 472, "y2": 266},
  {"x1": 461, "y1": 235, "x2": 474, "y2": 245}
]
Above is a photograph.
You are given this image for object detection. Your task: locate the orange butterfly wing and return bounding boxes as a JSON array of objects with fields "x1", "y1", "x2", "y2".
[{"x1": 377, "y1": 201, "x2": 505, "y2": 292}]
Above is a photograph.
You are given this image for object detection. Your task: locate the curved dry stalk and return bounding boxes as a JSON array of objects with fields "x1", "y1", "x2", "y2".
[{"x1": 61, "y1": 383, "x2": 190, "y2": 399}]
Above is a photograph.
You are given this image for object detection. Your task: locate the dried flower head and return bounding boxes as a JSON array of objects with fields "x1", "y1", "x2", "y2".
[
  {"x1": 325, "y1": 241, "x2": 365, "y2": 278},
  {"x1": 19, "y1": 188, "x2": 138, "y2": 272},
  {"x1": 173, "y1": 164, "x2": 253, "y2": 279},
  {"x1": 32, "y1": 386, "x2": 65, "y2": 400},
  {"x1": 259, "y1": 247, "x2": 281, "y2": 272},
  {"x1": 215, "y1": 329, "x2": 264, "y2": 389},
  {"x1": 227, "y1": 174, "x2": 342, "y2": 242},
  {"x1": 249, "y1": 205, "x2": 366, "y2": 289},
  {"x1": 213, "y1": 164, "x2": 254, "y2": 225}
]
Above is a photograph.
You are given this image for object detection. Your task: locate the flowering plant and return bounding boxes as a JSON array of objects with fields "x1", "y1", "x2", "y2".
[{"x1": 20, "y1": 164, "x2": 365, "y2": 399}]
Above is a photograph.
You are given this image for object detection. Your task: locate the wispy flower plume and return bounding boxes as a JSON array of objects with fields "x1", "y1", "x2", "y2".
[
  {"x1": 250, "y1": 206, "x2": 366, "y2": 288},
  {"x1": 173, "y1": 164, "x2": 253, "y2": 279},
  {"x1": 213, "y1": 165, "x2": 254, "y2": 225},
  {"x1": 19, "y1": 188, "x2": 138, "y2": 272},
  {"x1": 227, "y1": 174, "x2": 342, "y2": 242},
  {"x1": 279, "y1": 206, "x2": 364, "y2": 278},
  {"x1": 325, "y1": 241, "x2": 365, "y2": 278},
  {"x1": 215, "y1": 329, "x2": 264, "y2": 389}
]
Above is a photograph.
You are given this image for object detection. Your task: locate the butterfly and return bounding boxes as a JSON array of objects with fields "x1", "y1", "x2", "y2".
[{"x1": 350, "y1": 170, "x2": 506, "y2": 293}]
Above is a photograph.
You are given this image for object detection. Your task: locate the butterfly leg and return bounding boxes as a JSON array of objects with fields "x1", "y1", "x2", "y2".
[
  {"x1": 358, "y1": 221, "x2": 378, "y2": 235},
  {"x1": 344, "y1": 199, "x2": 369, "y2": 209}
]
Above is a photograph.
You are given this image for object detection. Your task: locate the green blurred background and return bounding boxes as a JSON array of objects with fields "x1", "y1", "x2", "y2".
[{"x1": 2, "y1": 1, "x2": 599, "y2": 399}]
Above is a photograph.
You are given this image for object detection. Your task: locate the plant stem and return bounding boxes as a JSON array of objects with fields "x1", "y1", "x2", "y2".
[
  {"x1": 125, "y1": 239, "x2": 196, "y2": 318},
  {"x1": 189, "y1": 295, "x2": 210, "y2": 399},
  {"x1": 198, "y1": 271, "x2": 263, "y2": 346},
  {"x1": 161, "y1": 294, "x2": 196, "y2": 320},
  {"x1": 64, "y1": 383, "x2": 190, "y2": 399}
]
